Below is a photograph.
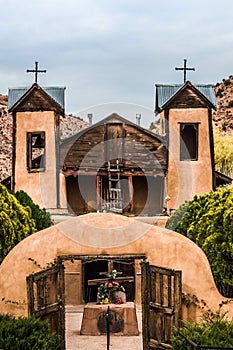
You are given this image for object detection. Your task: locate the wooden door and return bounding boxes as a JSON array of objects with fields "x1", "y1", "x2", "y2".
[
  {"x1": 26, "y1": 262, "x2": 65, "y2": 350},
  {"x1": 141, "y1": 262, "x2": 182, "y2": 349},
  {"x1": 104, "y1": 123, "x2": 124, "y2": 163}
]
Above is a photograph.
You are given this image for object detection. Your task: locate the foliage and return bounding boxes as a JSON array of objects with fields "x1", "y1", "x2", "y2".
[
  {"x1": 165, "y1": 186, "x2": 233, "y2": 289},
  {"x1": 97, "y1": 269, "x2": 125, "y2": 304},
  {"x1": 165, "y1": 201, "x2": 190, "y2": 232},
  {"x1": 13, "y1": 190, "x2": 52, "y2": 232},
  {"x1": 0, "y1": 184, "x2": 36, "y2": 264},
  {"x1": 0, "y1": 314, "x2": 60, "y2": 349},
  {"x1": 214, "y1": 126, "x2": 233, "y2": 178},
  {"x1": 172, "y1": 307, "x2": 233, "y2": 349}
]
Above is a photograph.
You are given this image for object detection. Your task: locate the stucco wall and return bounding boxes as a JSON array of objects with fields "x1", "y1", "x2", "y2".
[
  {"x1": 15, "y1": 111, "x2": 58, "y2": 208},
  {"x1": 0, "y1": 213, "x2": 231, "y2": 320},
  {"x1": 167, "y1": 108, "x2": 213, "y2": 209}
]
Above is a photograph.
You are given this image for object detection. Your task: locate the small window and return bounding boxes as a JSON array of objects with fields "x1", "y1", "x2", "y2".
[
  {"x1": 27, "y1": 132, "x2": 45, "y2": 171},
  {"x1": 180, "y1": 123, "x2": 198, "y2": 161}
]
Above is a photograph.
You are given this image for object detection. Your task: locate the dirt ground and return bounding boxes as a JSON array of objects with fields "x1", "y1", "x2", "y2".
[{"x1": 65, "y1": 305, "x2": 143, "y2": 350}]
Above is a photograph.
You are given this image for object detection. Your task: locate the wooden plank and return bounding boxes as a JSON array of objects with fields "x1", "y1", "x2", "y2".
[
  {"x1": 26, "y1": 275, "x2": 35, "y2": 316},
  {"x1": 174, "y1": 270, "x2": 182, "y2": 327},
  {"x1": 88, "y1": 276, "x2": 134, "y2": 286},
  {"x1": 61, "y1": 121, "x2": 167, "y2": 171}
]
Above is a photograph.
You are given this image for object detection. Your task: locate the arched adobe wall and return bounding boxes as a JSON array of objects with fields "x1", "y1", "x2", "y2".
[{"x1": 0, "y1": 213, "x2": 231, "y2": 319}]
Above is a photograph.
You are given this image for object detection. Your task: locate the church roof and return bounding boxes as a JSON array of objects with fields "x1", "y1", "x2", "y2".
[
  {"x1": 155, "y1": 81, "x2": 217, "y2": 112},
  {"x1": 8, "y1": 85, "x2": 65, "y2": 111}
]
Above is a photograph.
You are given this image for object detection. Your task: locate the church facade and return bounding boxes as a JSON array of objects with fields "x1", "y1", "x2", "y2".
[{"x1": 8, "y1": 80, "x2": 223, "y2": 219}]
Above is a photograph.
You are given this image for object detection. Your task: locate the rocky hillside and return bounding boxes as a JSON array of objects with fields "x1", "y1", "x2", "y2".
[
  {"x1": 0, "y1": 95, "x2": 12, "y2": 182},
  {"x1": 60, "y1": 113, "x2": 88, "y2": 140},
  {"x1": 0, "y1": 97, "x2": 88, "y2": 182},
  {"x1": 213, "y1": 75, "x2": 233, "y2": 133}
]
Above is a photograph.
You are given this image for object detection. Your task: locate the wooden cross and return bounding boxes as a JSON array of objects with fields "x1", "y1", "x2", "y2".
[
  {"x1": 175, "y1": 59, "x2": 195, "y2": 83},
  {"x1": 26, "y1": 61, "x2": 46, "y2": 84},
  {"x1": 88, "y1": 271, "x2": 134, "y2": 286}
]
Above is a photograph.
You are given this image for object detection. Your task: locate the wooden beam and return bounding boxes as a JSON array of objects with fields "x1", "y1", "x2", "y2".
[
  {"x1": 128, "y1": 175, "x2": 134, "y2": 213},
  {"x1": 96, "y1": 175, "x2": 101, "y2": 211},
  {"x1": 88, "y1": 276, "x2": 134, "y2": 286}
]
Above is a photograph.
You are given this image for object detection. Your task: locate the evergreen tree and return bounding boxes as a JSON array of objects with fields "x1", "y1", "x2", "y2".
[
  {"x1": 13, "y1": 190, "x2": 52, "y2": 232},
  {"x1": 0, "y1": 184, "x2": 36, "y2": 263}
]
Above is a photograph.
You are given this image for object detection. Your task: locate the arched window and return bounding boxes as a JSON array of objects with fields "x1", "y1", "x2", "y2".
[{"x1": 180, "y1": 123, "x2": 198, "y2": 161}]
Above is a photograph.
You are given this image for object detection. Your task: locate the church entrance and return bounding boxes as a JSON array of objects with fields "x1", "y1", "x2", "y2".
[
  {"x1": 26, "y1": 256, "x2": 182, "y2": 348},
  {"x1": 83, "y1": 257, "x2": 136, "y2": 303}
]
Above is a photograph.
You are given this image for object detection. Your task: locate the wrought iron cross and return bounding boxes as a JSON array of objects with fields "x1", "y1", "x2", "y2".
[
  {"x1": 26, "y1": 61, "x2": 46, "y2": 84},
  {"x1": 175, "y1": 59, "x2": 195, "y2": 83}
]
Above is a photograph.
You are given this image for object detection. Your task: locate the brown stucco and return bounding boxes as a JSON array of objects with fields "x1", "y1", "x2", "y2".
[
  {"x1": 0, "y1": 213, "x2": 231, "y2": 321},
  {"x1": 166, "y1": 108, "x2": 213, "y2": 209},
  {"x1": 14, "y1": 111, "x2": 58, "y2": 209}
]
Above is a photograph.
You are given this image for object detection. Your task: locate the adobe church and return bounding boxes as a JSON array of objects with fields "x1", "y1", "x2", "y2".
[
  {"x1": 7, "y1": 64, "x2": 226, "y2": 221},
  {"x1": 2, "y1": 64, "x2": 233, "y2": 348}
]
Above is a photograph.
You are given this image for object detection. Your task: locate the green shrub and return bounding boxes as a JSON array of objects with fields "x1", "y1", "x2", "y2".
[
  {"x1": 13, "y1": 190, "x2": 52, "y2": 232},
  {"x1": 0, "y1": 184, "x2": 36, "y2": 263},
  {"x1": 166, "y1": 186, "x2": 233, "y2": 290},
  {"x1": 0, "y1": 314, "x2": 60, "y2": 349},
  {"x1": 172, "y1": 308, "x2": 233, "y2": 349}
]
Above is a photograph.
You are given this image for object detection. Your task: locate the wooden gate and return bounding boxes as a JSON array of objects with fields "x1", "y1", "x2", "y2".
[
  {"x1": 26, "y1": 262, "x2": 65, "y2": 350},
  {"x1": 141, "y1": 262, "x2": 182, "y2": 349}
]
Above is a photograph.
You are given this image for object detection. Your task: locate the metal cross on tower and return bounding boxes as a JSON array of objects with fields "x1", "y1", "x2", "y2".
[
  {"x1": 175, "y1": 59, "x2": 195, "y2": 83},
  {"x1": 26, "y1": 61, "x2": 47, "y2": 84}
]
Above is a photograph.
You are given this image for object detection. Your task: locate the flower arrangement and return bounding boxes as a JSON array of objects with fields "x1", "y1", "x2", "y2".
[{"x1": 97, "y1": 269, "x2": 126, "y2": 304}]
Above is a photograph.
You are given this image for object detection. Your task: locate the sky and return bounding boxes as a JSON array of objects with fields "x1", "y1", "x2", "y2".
[{"x1": 0, "y1": 0, "x2": 233, "y2": 128}]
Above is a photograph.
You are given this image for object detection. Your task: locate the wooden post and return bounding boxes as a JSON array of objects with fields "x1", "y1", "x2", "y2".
[
  {"x1": 128, "y1": 175, "x2": 134, "y2": 213},
  {"x1": 96, "y1": 175, "x2": 101, "y2": 211},
  {"x1": 141, "y1": 261, "x2": 150, "y2": 350}
]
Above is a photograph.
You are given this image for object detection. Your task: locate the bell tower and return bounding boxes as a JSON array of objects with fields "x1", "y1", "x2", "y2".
[
  {"x1": 155, "y1": 80, "x2": 217, "y2": 211},
  {"x1": 9, "y1": 82, "x2": 65, "y2": 211}
]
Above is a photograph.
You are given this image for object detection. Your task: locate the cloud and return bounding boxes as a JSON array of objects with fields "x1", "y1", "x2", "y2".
[{"x1": 0, "y1": 0, "x2": 233, "y2": 123}]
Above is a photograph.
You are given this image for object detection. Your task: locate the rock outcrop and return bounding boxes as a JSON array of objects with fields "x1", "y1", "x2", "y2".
[{"x1": 213, "y1": 75, "x2": 233, "y2": 133}]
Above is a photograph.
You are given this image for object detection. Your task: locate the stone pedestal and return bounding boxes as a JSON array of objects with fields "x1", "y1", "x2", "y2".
[{"x1": 80, "y1": 302, "x2": 139, "y2": 336}]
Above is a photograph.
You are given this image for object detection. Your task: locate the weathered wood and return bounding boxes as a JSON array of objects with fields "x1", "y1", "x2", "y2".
[
  {"x1": 60, "y1": 119, "x2": 167, "y2": 172},
  {"x1": 88, "y1": 275, "x2": 134, "y2": 286},
  {"x1": 165, "y1": 86, "x2": 211, "y2": 109},
  {"x1": 96, "y1": 175, "x2": 101, "y2": 210},
  {"x1": 128, "y1": 175, "x2": 134, "y2": 212},
  {"x1": 141, "y1": 262, "x2": 182, "y2": 349},
  {"x1": 26, "y1": 262, "x2": 66, "y2": 350}
]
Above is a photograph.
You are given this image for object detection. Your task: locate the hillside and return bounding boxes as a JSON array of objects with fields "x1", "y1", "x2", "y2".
[
  {"x1": 213, "y1": 75, "x2": 233, "y2": 133},
  {"x1": 0, "y1": 95, "x2": 12, "y2": 182}
]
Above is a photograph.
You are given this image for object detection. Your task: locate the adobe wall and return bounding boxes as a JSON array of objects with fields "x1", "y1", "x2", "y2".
[
  {"x1": 15, "y1": 111, "x2": 58, "y2": 209},
  {"x1": 0, "y1": 213, "x2": 231, "y2": 321},
  {"x1": 167, "y1": 108, "x2": 213, "y2": 209}
]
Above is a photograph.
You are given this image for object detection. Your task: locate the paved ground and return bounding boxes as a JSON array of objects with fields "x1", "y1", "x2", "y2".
[{"x1": 66, "y1": 305, "x2": 143, "y2": 350}]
